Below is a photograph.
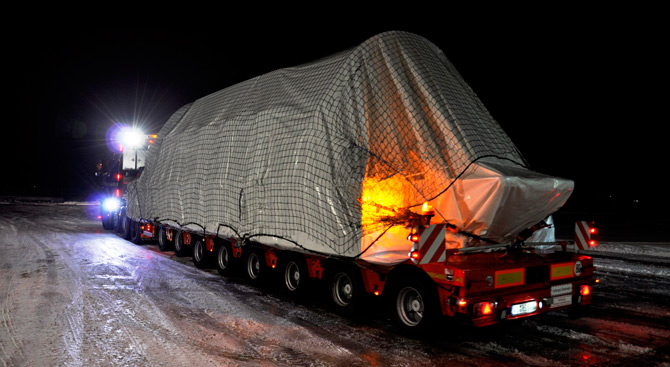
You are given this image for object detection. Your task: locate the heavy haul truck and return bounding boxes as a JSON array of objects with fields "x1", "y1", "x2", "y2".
[
  {"x1": 109, "y1": 32, "x2": 596, "y2": 334},
  {"x1": 97, "y1": 127, "x2": 157, "y2": 241}
]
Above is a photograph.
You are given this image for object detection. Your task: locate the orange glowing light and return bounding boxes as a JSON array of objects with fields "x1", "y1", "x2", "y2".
[
  {"x1": 580, "y1": 285, "x2": 591, "y2": 296},
  {"x1": 410, "y1": 250, "x2": 420, "y2": 259},
  {"x1": 115, "y1": 189, "x2": 120, "y2": 197},
  {"x1": 421, "y1": 201, "x2": 434, "y2": 214},
  {"x1": 360, "y1": 175, "x2": 411, "y2": 231},
  {"x1": 481, "y1": 303, "x2": 493, "y2": 315},
  {"x1": 458, "y1": 299, "x2": 467, "y2": 307}
]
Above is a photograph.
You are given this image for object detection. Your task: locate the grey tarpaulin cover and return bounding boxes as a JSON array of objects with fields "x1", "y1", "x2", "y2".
[{"x1": 127, "y1": 31, "x2": 573, "y2": 265}]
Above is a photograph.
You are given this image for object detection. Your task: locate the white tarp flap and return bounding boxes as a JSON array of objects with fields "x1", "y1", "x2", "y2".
[{"x1": 128, "y1": 31, "x2": 573, "y2": 265}]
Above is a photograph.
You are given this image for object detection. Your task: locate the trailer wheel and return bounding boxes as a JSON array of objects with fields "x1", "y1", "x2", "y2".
[
  {"x1": 114, "y1": 210, "x2": 123, "y2": 233},
  {"x1": 158, "y1": 226, "x2": 172, "y2": 252},
  {"x1": 118, "y1": 210, "x2": 131, "y2": 240},
  {"x1": 215, "y1": 242, "x2": 235, "y2": 276},
  {"x1": 102, "y1": 213, "x2": 114, "y2": 230},
  {"x1": 281, "y1": 255, "x2": 308, "y2": 294},
  {"x1": 129, "y1": 220, "x2": 142, "y2": 244},
  {"x1": 329, "y1": 266, "x2": 362, "y2": 315},
  {"x1": 391, "y1": 278, "x2": 439, "y2": 335},
  {"x1": 174, "y1": 231, "x2": 190, "y2": 257},
  {"x1": 244, "y1": 248, "x2": 265, "y2": 283},
  {"x1": 192, "y1": 237, "x2": 211, "y2": 269}
]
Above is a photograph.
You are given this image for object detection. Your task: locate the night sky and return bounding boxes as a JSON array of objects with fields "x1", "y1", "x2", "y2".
[{"x1": 4, "y1": 10, "x2": 666, "y2": 234}]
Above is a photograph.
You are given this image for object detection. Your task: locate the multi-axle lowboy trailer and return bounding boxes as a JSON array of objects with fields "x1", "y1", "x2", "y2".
[
  {"x1": 128, "y1": 213, "x2": 595, "y2": 334},
  {"x1": 112, "y1": 31, "x2": 596, "y2": 334}
]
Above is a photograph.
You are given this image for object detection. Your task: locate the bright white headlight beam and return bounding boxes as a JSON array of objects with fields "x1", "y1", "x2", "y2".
[{"x1": 119, "y1": 127, "x2": 146, "y2": 149}]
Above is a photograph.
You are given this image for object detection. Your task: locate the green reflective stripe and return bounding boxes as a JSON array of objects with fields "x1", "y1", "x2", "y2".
[
  {"x1": 551, "y1": 264, "x2": 573, "y2": 279},
  {"x1": 495, "y1": 269, "x2": 524, "y2": 288}
]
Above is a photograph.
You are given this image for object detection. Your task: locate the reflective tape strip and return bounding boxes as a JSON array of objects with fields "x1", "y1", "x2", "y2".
[
  {"x1": 574, "y1": 221, "x2": 591, "y2": 250},
  {"x1": 495, "y1": 268, "x2": 525, "y2": 288},
  {"x1": 418, "y1": 224, "x2": 446, "y2": 264},
  {"x1": 551, "y1": 262, "x2": 574, "y2": 280}
]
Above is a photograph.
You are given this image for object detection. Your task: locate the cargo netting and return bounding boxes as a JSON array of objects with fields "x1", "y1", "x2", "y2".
[{"x1": 127, "y1": 31, "x2": 530, "y2": 258}]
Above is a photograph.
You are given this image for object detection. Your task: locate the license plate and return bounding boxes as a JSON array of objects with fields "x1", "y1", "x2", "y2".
[
  {"x1": 551, "y1": 294, "x2": 573, "y2": 308},
  {"x1": 511, "y1": 300, "x2": 537, "y2": 316}
]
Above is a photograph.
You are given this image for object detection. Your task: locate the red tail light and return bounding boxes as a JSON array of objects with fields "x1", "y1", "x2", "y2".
[
  {"x1": 115, "y1": 189, "x2": 120, "y2": 197},
  {"x1": 409, "y1": 233, "x2": 420, "y2": 242},
  {"x1": 410, "y1": 250, "x2": 420, "y2": 259},
  {"x1": 116, "y1": 173, "x2": 122, "y2": 181},
  {"x1": 588, "y1": 240, "x2": 597, "y2": 247},
  {"x1": 580, "y1": 285, "x2": 591, "y2": 296},
  {"x1": 474, "y1": 302, "x2": 496, "y2": 315}
]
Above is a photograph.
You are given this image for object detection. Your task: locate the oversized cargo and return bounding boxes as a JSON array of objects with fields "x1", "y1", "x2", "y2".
[
  {"x1": 119, "y1": 31, "x2": 595, "y2": 333},
  {"x1": 127, "y1": 31, "x2": 572, "y2": 264}
]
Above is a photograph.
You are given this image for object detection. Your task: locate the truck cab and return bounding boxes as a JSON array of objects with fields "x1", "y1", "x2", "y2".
[{"x1": 97, "y1": 128, "x2": 155, "y2": 235}]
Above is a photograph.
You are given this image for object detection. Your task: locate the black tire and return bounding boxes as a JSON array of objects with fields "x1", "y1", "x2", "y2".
[
  {"x1": 192, "y1": 237, "x2": 211, "y2": 269},
  {"x1": 390, "y1": 277, "x2": 439, "y2": 335},
  {"x1": 243, "y1": 247, "x2": 265, "y2": 283},
  {"x1": 114, "y1": 210, "x2": 123, "y2": 233},
  {"x1": 157, "y1": 226, "x2": 172, "y2": 252},
  {"x1": 215, "y1": 241, "x2": 236, "y2": 276},
  {"x1": 328, "y1": 265, "x2": 363, "y2": 316},
  {"x1": 119, "y1": 210, "x2": 131, "y2": 240},
  {"x1": 129, "y1": 220, "x2": 142, "y2": 244},
  {"x1": 280, "y1": 255, "x2": 308, "y2": 295},
  {"x1": 174, "y1": 230, "x2": 190, "y2": 257},
  {"x1": 102, "y1": 212, "x2": 114, "y2": 230}
]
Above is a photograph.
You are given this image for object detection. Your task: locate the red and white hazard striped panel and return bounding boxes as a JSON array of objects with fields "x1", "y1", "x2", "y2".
[
  {"x1": 575, "y1": 221, "x2": 592, "y2": 250},
  {"x1": 417, "y1": 223, "x2": 446, "y2": 264}
]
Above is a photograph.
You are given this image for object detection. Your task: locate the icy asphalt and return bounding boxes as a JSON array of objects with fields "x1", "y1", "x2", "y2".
[{"x1": 1, "y1": 203, "x2": 669, "y2": 366}]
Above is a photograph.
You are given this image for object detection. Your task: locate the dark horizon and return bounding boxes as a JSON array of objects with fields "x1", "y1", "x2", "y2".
[{"x1": 4, "y1": 15, "x2": 666, "y2": 234}]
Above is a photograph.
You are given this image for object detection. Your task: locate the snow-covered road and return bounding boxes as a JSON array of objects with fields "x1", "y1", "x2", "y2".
[{"x1": 1, "y1": 203, "x2": 669, "y2": 366}]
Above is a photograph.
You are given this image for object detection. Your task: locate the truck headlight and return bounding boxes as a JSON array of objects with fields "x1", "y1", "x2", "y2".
[{"x1": 102, "y1": 197, "x2": 121, "y2": 212}]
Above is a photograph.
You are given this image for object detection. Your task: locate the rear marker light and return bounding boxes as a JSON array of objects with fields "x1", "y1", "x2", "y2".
[
  {"x1": 410, "y1": 250, "x2": 420, "y2": 260},
  {"x1": 474, "y1": 302, "x2": 496, "y2": 316},
  {"x1": 457, "y1": 299, "x2": 467, "y2": 307},
  {"x1": 116, "y1": 189, "x2": 120, "y2": 197},
  {"x1": 409, "y1": 233, "x2": 420, "y2": 242},
  {"x1": 580, "y1": 285, "x2": 591, "y2": 296}
]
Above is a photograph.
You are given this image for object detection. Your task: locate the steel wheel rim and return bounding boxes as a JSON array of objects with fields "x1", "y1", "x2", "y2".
[
  {"x1": 175, "y1": 233, "x2": 182, "y2": 251},
  {"x1": 194, "y1": 240, "x2": 203, "y2": 262},
  {"x1": 332, "y1": 273, "x2": 353, "y2": 306},
  {"x1": 247, "y1": 252, "x2": 260, "y2": 280},
  {"x1": 217, "y1": 246, "x2": 229, "y2": 270},
  {"x1": 284, "y1": 262, "x2": 300, "y2": 291},
  {"x1": 397, "y1": 286, "x2": 424, "y2": 327}
]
